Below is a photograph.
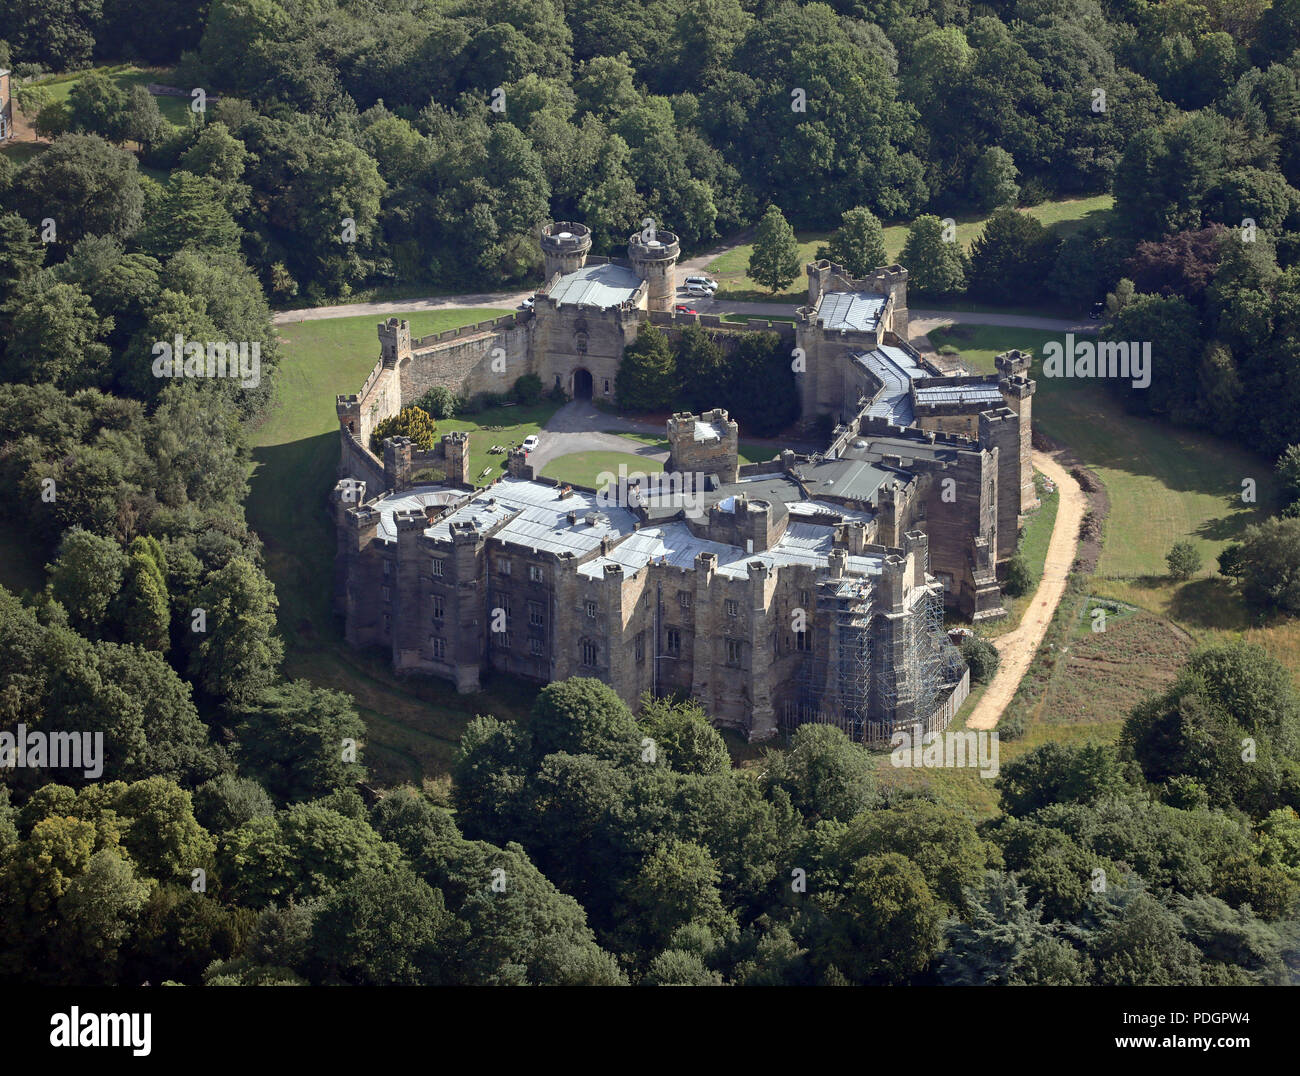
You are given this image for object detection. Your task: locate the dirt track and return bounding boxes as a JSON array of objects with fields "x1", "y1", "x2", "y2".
[{"x1": 966, "y1": 452, "x2": 1086, "y2": 731}]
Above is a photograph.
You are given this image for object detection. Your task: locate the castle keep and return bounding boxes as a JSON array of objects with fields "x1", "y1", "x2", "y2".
[{"x1": 333, "y1": 224, "x2": 1040, "y2": 743}]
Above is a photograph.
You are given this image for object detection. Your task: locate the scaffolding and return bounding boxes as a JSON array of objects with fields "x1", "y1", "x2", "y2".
[{"x1": 782, "y1": 578, "x2": 874, "y2": 742}]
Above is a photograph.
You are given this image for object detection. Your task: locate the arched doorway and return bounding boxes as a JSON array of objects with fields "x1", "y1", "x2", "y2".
[{"x1": 573, "y1": 368, "x2": 593, "y2": 399}]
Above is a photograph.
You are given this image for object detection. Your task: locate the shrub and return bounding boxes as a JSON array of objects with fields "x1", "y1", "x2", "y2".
[
  {"x1": 1166, "y1": 540, "x2": 1202, "y2": 581},
  {"x1": 960, "y1": 636, "x2": 1001, "y2": 684},
  {"x1": 1003, "y1": 555, "x2": 1033, "y2": 597},
  {"x1": 513, "y1": 373, "x2": 543, "y2": 405},
  {"x1": 414, "y1": 386, "x2": 457, "y2": 420},
  {"x1": 370, "y1": 405, "x2": 437, "y2": 453}
]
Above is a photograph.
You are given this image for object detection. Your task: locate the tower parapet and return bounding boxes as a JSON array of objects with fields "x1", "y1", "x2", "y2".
[
  {"x1": 539, "y1": 221, "x2": 592, "y2": 279},
  {"x1": 628, "y1": 228, "x2": 681, "y2": 312}
]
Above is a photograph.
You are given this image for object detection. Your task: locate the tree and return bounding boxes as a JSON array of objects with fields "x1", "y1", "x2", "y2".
[
  {"x1": 529, "y1": 677, "x2": 640, "y2": 761},
  {"x1": 623, "y1": 840, "x2": 734, "y2": 951},
  {"x1": 940, "y1": 872, "x2": 1085, "y2": 985},
  {"x1": 1218, "y1": 542, "x2": 1246, "y2": 581},
  {"x1": 960, "y1": 635, "x2": 999, "y2": 683},
  {"x1": 9, "y1": 135, "x2": 144, "y2": 248},
  {"x1": 187, "y1": 556, "x2": 284, "y2": 703},
  {"x1": 817, "y1": 207, "x2": 888, "y2": 277},
  {"x1": 761, "y1": 723, "x2": 874, "y2": 823},
  {"x1": 637, "y1": 694, "x2": 730, "y2": 775},
  {"x1": 747, "y1": 205, "x2": 800, "y2": 294},
  {"x1": 971, "y1": 147, "x2": 1019, "y2": 212},
  {"x1": 900, "y1": 215, "x2": 966, "y2": 295},
  {"x1": 120, "y1": 549, "x2": 171, "y2": 651},
  {"x1": 967, "y1": 208, "x2": 1059, "y2": 303},
  {"x1": 1238, "y1": 518, "x2": 1300, "y2": 613},
  {"x1": 616, "y1": 324, "x2": 676, "y2": 412},
  {"x1": 139, "y1": 172, "x2": 242, "y2": 260},
  {"x1": 233, "y1": 680, "x2": 367, "y2": 802},
  {"x1": 1, "y1": 280, "x2": 115, "y2": 389},
  {"x1": 1275, "y1": 444, "x2": 1300, "y2": 512},
  {"x1": 369, "y1": 405, "x2": 437, "y2": 453},
  {"x1": 674, "y1": 325, "x2": 726, "y2": 413},
  {"x1": 67, "y1": 73, "x2": 129, "y2": 143},
  {"x1": 814, "y1": 852, "x2": 944, "y2": 984},
  {"x1": 1166, "y1": 540, "x2": 1203, "y2": 580},
  {"x1": 122, "y1": 86, "x2": 167, "y2": 153},
  {"x1": 1003, "y1": 554, "x2": 1033, "y2": 597},
  {"x1": 996, "y1": 742, "x2": 1126, "y2": 817},
  {"x1": 47, "y1": 528, "x2": 129, "y2": 636},
  {"x1": 307, "y1": 866, "x2": 459, "y2": 985}
]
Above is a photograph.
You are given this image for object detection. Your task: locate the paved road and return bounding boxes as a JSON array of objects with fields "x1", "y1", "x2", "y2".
[{"x1": 966, "y1": 451, "x2": 1087, "y2": 732}]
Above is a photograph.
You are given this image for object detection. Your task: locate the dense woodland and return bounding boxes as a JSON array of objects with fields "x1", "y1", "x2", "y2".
[{"x1": 2, "y1": 0, "x2": 1300, "y2": 985}]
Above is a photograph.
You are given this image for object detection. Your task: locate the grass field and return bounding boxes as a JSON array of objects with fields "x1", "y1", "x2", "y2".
[
  {"x1": 927, "y1": 323, "x2": 1278, "y2": 577},
  {"x1": 707, "y1": 194, "x2": 1114, "y2": 303},
  {"x1": 877, "y1": 318, "x2": 1300, "y2": 817},
  {"x1": 540, "y1": 450, "x2": 664, "y2": 487},
  {"x1": 31, "y1": 64, "x2": 193, "y2": 127},
  {"x1": 248, "y1": 307, "x2": 535, "y2": 784}
]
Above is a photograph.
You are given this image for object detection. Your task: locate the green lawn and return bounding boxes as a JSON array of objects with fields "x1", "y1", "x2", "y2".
[
  {"x1": 32, "y1": 64, "x2": 193, "y2": 126},
  {"x1": 247, "y1": 306, "x2": 534, "y2": 785},
  {"x1": 712, "y1": 191, "x2": 1118, "y2": 302},
  {"x1": 540, "y1": 450, "x2": 664, "y2": 488},
  {"x1": 439, "y1": 401, "x2": 562, "y2": 484},
  {"x1": 708, "y1": 194, "x2": 1114, "y2": 304},
  {"x1": 928, "y1": 322, "x2": 1278, "y2": 577}
]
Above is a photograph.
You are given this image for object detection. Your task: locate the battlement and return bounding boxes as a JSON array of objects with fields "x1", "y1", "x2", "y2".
[
  {"x1": 627, "y1": 229, "x2": 681, "y2": 262},
  {"x1": 667, "y1": 409, "x2": 739, "y2": 486},
  {"x1": 540, "y1": 221, "x2": 593, "y2": 279}
]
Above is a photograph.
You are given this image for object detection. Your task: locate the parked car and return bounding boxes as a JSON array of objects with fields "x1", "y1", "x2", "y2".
[
  {"x1": 518, "y1": 296, "x2": 535, "y2": 310},
  {"x1": 675, "y1": 304, "x2": 698, "y2": 314},
  {"x1": 522, "y1": 435, "x2": 540, "y2": 453},
  {"x1": 685, "y1": 275, "x2": 718, "y2": 290},
  {"x1": 1089, "y1": 300, "x2": 1105, "y2": 320},
  {"x1": 685, "y1": 283, "x2": 712, "y2": 297}
]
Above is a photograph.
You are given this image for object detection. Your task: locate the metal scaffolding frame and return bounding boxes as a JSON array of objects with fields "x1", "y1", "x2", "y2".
[{"x1": 782, "y1": 578, "x2": 874, "y2": 741}]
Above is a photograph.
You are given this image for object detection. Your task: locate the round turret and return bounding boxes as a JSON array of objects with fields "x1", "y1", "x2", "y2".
[
  {"x1": 627, "y1": 228, "x2": 681, "y2": 312},
  {"x1": 539, "y1": 221, "x2": 592, "y2": 280}
]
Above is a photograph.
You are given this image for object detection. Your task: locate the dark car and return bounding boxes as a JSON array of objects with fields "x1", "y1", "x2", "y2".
[{"x1": 1089, "y1": 301, "x2": 1105, "y2": 320}]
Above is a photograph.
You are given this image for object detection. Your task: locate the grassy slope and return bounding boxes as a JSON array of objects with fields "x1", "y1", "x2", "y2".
[
  {"x1": 902, "y1": 321, "x2": 1300, "y2": 818},
  {"x1": 247, "y1": 308, "x2": 525, "y2": 785},
  {"x1": 707, "y1": 194, "x2": 1114, "y2": 303}
]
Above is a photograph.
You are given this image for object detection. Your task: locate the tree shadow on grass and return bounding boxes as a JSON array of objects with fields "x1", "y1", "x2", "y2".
[{"x1": 1167, "y1": 577, "x2": 1251, "y2": 630}]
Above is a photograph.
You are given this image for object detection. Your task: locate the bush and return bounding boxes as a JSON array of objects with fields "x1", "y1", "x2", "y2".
[
  {"x1": 960, "y1": 636, "x2": 1001, "y2": 684},
  {"x1": 1003, "y1": 555, "x2": 1033, "y2": 597},
  {"x1": 370, "y1": 405, "x2": 437, "y2": 453},
  {"x1": 1238, "y1": 517, "x2": 1300, "y2": 613},
  {"x1": 1166, "y1": 540, "x2": 1202, "y2": 581},
  {"x1": 414, "y1": 386, "x2": 457, "y2": 420},
  {"x1": 513, "y1": 373, "x2": 543, "y2": 406}
]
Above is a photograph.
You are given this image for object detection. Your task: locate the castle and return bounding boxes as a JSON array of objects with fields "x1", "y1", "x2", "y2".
[{"x1": 331, "y1": 222, "x2": 1039, "y2": 743}]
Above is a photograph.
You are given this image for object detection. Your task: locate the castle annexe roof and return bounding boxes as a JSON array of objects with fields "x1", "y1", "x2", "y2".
[
  {"x1": 547, "y1": 262, "x2": 643, "y2": 308},
  {"x1": 818, "y1": 290, "x2": 888, "y2": 332}
]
